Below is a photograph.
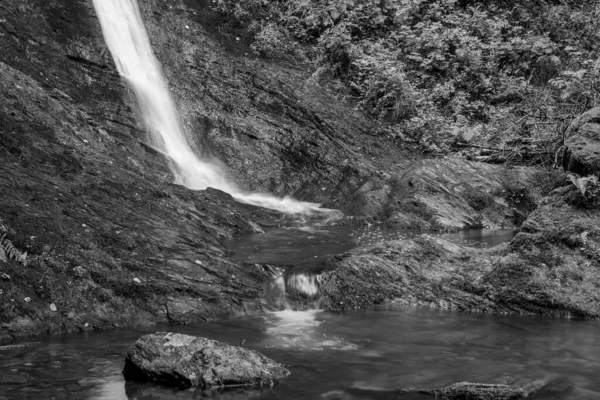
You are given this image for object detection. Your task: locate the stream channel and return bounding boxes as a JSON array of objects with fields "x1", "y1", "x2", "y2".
[{"x1": 1, "y1": 227, "x2": 599, "y2": 399}]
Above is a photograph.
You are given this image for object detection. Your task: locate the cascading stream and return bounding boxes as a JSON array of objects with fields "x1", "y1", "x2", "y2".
[
  {"x1": 92, "y1": 0, "x2": 340, "y2": 216},
  {"x1": 264, "y1": 270, "x2": 324, "y2": 310}
]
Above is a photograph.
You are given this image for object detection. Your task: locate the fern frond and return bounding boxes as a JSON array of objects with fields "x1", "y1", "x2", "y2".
[
  {"x1": 0, "y1": 235, "x2": 27, "y2": 265},
  {"x1": 567, "y1": 173, "x2": 598, "y2": 197}
]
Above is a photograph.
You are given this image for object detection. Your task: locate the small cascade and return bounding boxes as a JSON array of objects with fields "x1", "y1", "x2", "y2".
[
  {"x1": 91, "y1": 0, "x2": 341, "y2": 217},
  {"x1": 261, "y1": 269, "x2": 358, "y2": 350},
  {"x1": 264, "y1": 269, "x2": 324, "y2": 311}
]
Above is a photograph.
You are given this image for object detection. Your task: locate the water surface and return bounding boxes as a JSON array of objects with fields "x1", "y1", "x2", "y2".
[
  {"x1": 1, "y1": 308, "x2": 599, "y2": 399},
  {"x1": 224, "y1": 226, "x2": 516, "y2": 266}
]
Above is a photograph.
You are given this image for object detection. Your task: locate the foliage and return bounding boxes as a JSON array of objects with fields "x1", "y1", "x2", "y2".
[
  {"x1": 0, "y1": 219, "x2": 27, "y2": 265},
  {"x1": 566, "y1": 173, "x2": 600, "y2": 207},
  {"x1": 211, "y1": 0, "x2": 600, "y2": 160}
]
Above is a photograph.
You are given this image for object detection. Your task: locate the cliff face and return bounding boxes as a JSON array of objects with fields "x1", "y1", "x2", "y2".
[
  {"x1": 0, "y1": 0, "x2": 543, "y2": 339},
  {"x1": 0, "y1": 0, "x2": 275, "y2": 339},
  {"x1": 0, "y1": 0, "x2": 396, "y2": 339}
]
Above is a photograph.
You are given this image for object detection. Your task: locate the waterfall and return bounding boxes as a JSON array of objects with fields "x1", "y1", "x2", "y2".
[
  {"x1": 264, "y1": 270, "x2": 324, "y2": 310},
  {"x1": 261, "y1": 270, "x2": 358, "y2": 350},
  {"x1": 91, "y1": 0, "x2": 340, "y2": 216}
]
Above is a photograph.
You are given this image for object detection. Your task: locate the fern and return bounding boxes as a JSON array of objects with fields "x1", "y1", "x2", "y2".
[
  {"x1": 0, "y1": 233, "x2": 27, "y2": 265},
  {"x1": 567, "y1": 173, "x2": 599, "y2": 197}
]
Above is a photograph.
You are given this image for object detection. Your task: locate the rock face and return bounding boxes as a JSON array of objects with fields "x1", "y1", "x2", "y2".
[
  {"x1": 562, "y1": 107, "x2": 600, "y2": 176},
  {"x1": 322, "y1": 190, "x2": 600, "y2": 318},
  {"x1": 123, "y1": 332, "x2": 290, "y2": 388},
  {"x1": 479, "y1": 195, "x2": 600, "y2": 318},
  {"x1": 384, "y1": 158, "x2": 538, "y2": 231},
  {"x1": 320, "y1": 235, "x2": 508, "y2": 313}
]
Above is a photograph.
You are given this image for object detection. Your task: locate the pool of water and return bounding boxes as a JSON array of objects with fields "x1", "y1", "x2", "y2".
[
  {"x1": 1, "y1": 308, "x2": 599, "y2": 399},
  {"x1": 224, "y1": 226, "x2": 516, "y2": 267}
]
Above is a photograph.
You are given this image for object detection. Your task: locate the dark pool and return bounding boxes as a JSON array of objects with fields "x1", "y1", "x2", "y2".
[
  {"x1": 1, "y1": 308, "x2": 599, "y2": 399},
  {"x1": 224, "y1": 226, "x2": 516, "y2": 266}
]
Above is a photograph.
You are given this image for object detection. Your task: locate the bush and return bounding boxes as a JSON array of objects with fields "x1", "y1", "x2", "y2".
[{"x1": 211, "y1": 0, "x2": 600, "y2": 158}]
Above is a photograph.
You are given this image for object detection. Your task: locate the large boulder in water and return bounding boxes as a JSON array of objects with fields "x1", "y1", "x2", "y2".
[
  {"x1": 122, "y1": 332, "x2": 290, "y2": 388},
  {"x1": 562, "y1": 107, "x2": 600, "y2": 176}
]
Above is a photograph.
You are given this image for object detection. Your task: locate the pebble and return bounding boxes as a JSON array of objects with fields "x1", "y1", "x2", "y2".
[
  {"x1": 133, "y1": 278, "x2": 141, "y2": 284},
  {"x1": 24, "y1": 297, "x2": 31, "y2": 303},
  {"x1": 49, "y1": 303, "x2": 57, "y2": 312}
]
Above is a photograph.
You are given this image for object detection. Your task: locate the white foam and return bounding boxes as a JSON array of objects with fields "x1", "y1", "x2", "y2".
[
  {"x1": 263, "y1": 309, "x2": 358, "y2": 351},
  {"x1": 287, "y1": 273, "x2": 321, "y2": 298}
]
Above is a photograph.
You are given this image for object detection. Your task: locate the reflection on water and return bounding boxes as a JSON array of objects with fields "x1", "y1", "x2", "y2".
[
  {"x1": 261, "y1": 310, "x2": 358, "y2": 351},
  {"x1": 2, "y1": 308, "x2": 600, "y2": 399},
  {"x1": 224, "y1": 226, "x2": 516, "y2": 267}
]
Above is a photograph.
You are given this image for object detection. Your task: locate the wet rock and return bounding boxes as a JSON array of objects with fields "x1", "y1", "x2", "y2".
[
  {"x1": 385, "y1": 158, "x2": 539, "y2": 231},
  {"x1": 320, "y1": 235, "x2": 505, "y2": 313},
  {"x1": 479, "y1": 194, "x2": 600, "y2": 318},
  {"x1": 417, "y1": 381, "x2": 536, "y2": 400},
  {"x1": 322, "y1": 187, "x2": 600, "y2": 318},
  {"x1": 122, "y1": 332, "x2": 290, "y2": 388},
  {"x1": 562, "y1": 107, "x2": 600, "y2": 176}
]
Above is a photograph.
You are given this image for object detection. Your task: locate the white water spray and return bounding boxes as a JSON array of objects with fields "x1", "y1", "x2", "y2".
[{"x1": 92, "y1": 0, "x2": 340, "y2": 216}]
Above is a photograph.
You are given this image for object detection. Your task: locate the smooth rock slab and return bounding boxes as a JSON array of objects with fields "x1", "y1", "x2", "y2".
[{"x1": 122, "y1": 332, "x2": 290, "y2": 388}]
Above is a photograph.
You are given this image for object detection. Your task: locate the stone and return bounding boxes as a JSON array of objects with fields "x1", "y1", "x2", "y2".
[
  {"x1": 417, "y1": 382, "x2": 536, "y2": 400},
  {"x1": 122, "y1": 332, "x2": 290, "y2": 388},
  {"x1": 562, "y1": 107, "x2": 600, "y2": 176}
]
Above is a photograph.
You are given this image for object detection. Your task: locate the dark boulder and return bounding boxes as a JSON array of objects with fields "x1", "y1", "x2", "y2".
[
  {"x1": 122, "y1": 332, "x2": 290, "y2": 389},
  {"x1": 562, "y1": 107, "x2": 600, "y2": 176}
]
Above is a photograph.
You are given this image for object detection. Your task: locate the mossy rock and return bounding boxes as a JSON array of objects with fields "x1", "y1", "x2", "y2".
[{"x1": 562, "y1": 107, "x2": 600, "y2": 177}]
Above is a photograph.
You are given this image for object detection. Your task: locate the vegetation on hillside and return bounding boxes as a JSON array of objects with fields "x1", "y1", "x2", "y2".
[
  {"x1": 0, "y1": 219, "x2": 27, "y2": 265},
  {"x1": 211, "y1": 0, "x2": 600, "y2": 163}
]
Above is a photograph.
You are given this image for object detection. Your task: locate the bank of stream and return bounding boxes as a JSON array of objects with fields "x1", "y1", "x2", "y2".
[{"x1": 1, "y1": 228, "x2": 598, "y2": 399}]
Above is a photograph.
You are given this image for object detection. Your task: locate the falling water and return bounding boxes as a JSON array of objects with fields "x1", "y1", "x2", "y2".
[
  {"x1": 264, "y1": 270, "x2": 324, "y2": 310},
  {"x1": 91, "y1": 0, "x2": 340, "y2": 216},
  {"x1": 261, "y1": 270, "x2": 358, "y2": 350}
]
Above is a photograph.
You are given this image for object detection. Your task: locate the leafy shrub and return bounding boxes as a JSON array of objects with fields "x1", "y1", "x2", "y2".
[
  {"x1": 566, "y1": 173, "x2": 600, "y2": 208},
  {"x1": 211, "y1": 0, "x2": 600, "y2": 158},
  {"x1": 464, "y1": 188, "x2": 494, "y2": 212}
]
